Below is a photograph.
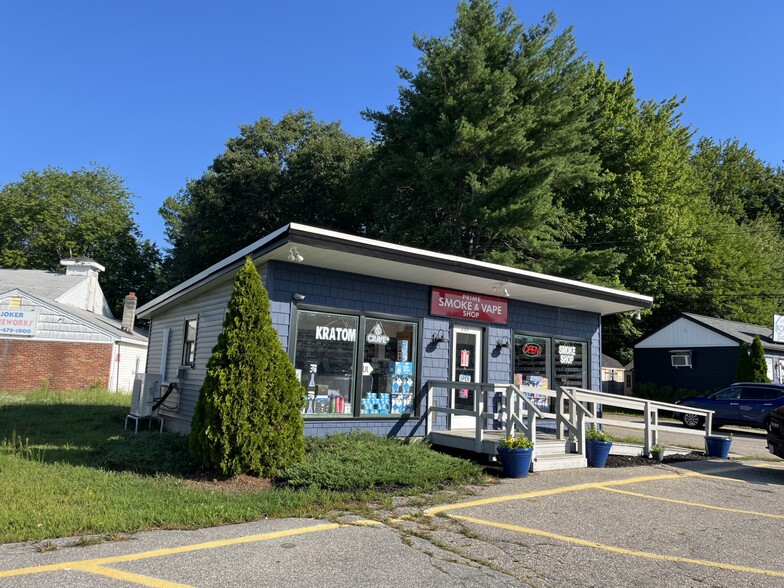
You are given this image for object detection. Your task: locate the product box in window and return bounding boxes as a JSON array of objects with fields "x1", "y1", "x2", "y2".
[
  {"x1": 377, "y1": 393, "x2": 391, "y2": 414},
  {"x1": 362, "y1": 393, "x2": 378, "y2": 414},
  {"x1": 314, "y1": 395, "x2": 330, "y2": 413},
  {"x1": 392, "y1": 392, "x2": 413, "y2": 414},
  {"x1": 397, "y1": 340, "x2": 409, "y2": 362},
  {"x1": 388, "y1": 361, "x2": 413, "y2": 376}
]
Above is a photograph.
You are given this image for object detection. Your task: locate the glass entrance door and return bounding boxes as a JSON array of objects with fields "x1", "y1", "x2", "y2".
[{"x1": 451, "y1": 325, "x2": 483, "y2": 429}]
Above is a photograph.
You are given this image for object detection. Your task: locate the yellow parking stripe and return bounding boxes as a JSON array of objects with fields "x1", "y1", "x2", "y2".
[
  {"x1": 351, "y1": 519, "x2": 385, "y2": 526},
  {"x1": 598, "y1": 486, "x2": 784, "y2": 518},
  {"x1": 72, "y1": 563, "x2": 194, "y2": 588},
  {"x1": 0, "y1": 523, "x2": 339, "y2": 580},
  {"x1": 450, "y1": 514, "x2": 784, "y2": 578},
  {"x1": 425, "y1": 472, "x2": 700, "y2": 515}
]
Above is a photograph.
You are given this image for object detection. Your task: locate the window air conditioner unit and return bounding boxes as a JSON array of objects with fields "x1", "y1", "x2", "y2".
[
  {"x1": 671, "y1": 353, "x2": 692, "y2": 368},
  {"x1": 131, "y1": 373, "x2": 161, "y2": 417}
]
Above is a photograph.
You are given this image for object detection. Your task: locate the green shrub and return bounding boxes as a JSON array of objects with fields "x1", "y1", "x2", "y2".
[
  {"x1": 632, "y1": 382, "x2": 696, "y2": 404},
  {"x1": 735, "y1": 341, "x2": 752, "y2": 382},
  {"x1": 749, "y1": 336, "x2": 770, "y2": 383},
  {"x1": 277, "y1": 431, "x2": 484, "y2": 491},
  {"x1": 586, "y1": 426, "x2": 612, "y2": 442},
  {"x1": 189, "y1": 257, "x2": 305, "y2": 476}
]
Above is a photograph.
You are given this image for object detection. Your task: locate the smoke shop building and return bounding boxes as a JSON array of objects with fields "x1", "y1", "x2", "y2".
[{"x1": 137, "y1": 223, "x2": 652, "y2": 436}]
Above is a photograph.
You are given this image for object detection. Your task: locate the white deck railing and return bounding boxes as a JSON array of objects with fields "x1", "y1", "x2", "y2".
[{"x1": 426, "y1": 381, "x2": 715, "y2": 457}]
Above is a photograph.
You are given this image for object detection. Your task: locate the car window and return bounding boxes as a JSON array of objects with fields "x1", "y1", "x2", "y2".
[
  {"x1": 739, "y1": 387, "x2": 784, "y2": 400},
  {"x1": 713, "y1": 387, "x2": 742, "y2": 400},
  {"x1": 740, "y1": 387, "x2": 766, "y2": 400}
]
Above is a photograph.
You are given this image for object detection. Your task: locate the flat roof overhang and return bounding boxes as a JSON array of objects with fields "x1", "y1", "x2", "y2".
[{"x1": 138, "y1": 223, "x2": 653, "y2": 318}]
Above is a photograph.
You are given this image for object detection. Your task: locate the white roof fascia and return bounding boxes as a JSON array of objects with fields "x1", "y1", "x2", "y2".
[
  {"x1": 138, "y1": 223, "x2": 653, "y2": 318},
  {"x1": 289, "y1": 223, "x2": 653, "y2": 307},
  {"x1": 137, "y1": 224, "x2": 291, "y2": 317}
]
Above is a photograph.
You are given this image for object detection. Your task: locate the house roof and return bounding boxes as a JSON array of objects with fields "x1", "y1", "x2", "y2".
[
  {"x1": 138, "y1": 223, "x2": 653, "y2": 319},
  {"x1": 681, "y1": 312, "x2": 784, "y2": 353},
  {"x1": 0, "y1": 269, "x2": 147, "y2": 343},
  {"x1": 601, "y1": 354, "x2": 624, "y2": 370},
  {"x1": 0, "y1": 268, "x2": 85, "y2": 300}
]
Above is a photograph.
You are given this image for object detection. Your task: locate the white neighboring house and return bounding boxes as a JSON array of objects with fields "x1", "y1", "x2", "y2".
[{"x1": 0, "y1": 257, "x2": 148, "y2": 392}]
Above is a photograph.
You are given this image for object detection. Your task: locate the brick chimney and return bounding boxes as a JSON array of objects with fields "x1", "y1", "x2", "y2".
[{"x1": 121, "y1": 292, "x2": 137, "y2": 332}]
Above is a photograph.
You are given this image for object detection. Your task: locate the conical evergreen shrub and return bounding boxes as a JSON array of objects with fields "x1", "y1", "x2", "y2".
[
  {"x1": 189, "y1": 257, "x2": 305, "y2": 476},
  {"x1": 749, "y1": 335, "x2": 770, "y2": 383},
  {"x1": 735, "y1": 341, "x2": 752, "y2": 382}
]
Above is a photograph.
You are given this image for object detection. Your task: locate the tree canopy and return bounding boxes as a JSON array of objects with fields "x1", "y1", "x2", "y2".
[
  {"x1": 360, "y1": 1, "x2": 601, "y2": 274},
  {"x1": 161, "y1": 110, "x2": 370, "y2": 283},
  {"x1": 154, "y1": 0, "x2": 784, "y2": 363},
  {"x1": 0, "y1": 165, "x2": 163, "y2": 316}
]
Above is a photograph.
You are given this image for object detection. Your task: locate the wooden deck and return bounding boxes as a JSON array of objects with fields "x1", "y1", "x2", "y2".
[{"x1": 429, "y1": 429, "x2": 589, "y2": 471}]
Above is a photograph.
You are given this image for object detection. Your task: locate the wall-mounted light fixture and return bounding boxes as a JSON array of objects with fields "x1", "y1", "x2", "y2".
[
  {"x1": 292, "y1": 292, "x2": 306, "y2": 302},
  {"x1": 288, "y1": 246, "x2": 304, "y2": 263},
  {"x1": 430, "y1": 329, "x2": 447, "y2": 347},
  {"x1": 495, "y1": 336, "x2": 510, "y2": 349}
]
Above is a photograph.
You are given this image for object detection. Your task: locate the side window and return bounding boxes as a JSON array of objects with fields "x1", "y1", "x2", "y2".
[
  {"x1": 739, "y1": 387, "x2": 779, "y2": 400},
  {"x1": 182, "y1": 318, "x2": 198, "y2": 368},
  {"x1": 714, "y1": 386, "x2": 741, "y2": 400}
]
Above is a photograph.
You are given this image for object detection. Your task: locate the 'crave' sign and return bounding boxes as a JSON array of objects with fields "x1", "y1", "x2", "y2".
[{"x1": 430, "y1": 287, "x2": 508, "y2": 324}]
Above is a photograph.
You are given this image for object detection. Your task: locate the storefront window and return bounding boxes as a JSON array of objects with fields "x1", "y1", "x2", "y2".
[
  {"x1": 360, "y1": 318, "x2": 417, "y2": 416},
  {"x1": 554, "y1": 339, "x2": 587, "y2": 389},
  {"x1": 293, "y1": 311, "x2": 358, "y2": 417},
  {"x1": 513, "y1": 335, "x2": 550, "y2": 409},
  {"x1": 292, "y1": 310, "x2": 418, "y2": 419}
]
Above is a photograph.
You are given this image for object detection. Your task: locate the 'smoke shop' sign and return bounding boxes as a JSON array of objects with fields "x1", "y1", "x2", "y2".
[{"x1": 430, "y1": 287, "x2": 508, "y2": 324}]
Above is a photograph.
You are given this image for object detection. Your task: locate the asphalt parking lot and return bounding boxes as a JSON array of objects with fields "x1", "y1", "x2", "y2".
[{"x1": 1, "y1": 457, "x2": 782, "y2": 587}]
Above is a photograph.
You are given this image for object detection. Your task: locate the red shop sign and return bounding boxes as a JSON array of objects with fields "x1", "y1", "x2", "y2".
[{"x1": 430, "y1": 287, "x2": 508, "y2": 324}]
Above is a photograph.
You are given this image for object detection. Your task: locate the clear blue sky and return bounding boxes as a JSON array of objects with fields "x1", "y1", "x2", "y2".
[{"x1": 2, "y1": 1, "x2": 782, "y2": 249}]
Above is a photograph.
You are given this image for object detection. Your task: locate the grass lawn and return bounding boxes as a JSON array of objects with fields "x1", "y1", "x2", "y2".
[{"x1": 0, "y1": 389, "x2": 485, "y2": 544}]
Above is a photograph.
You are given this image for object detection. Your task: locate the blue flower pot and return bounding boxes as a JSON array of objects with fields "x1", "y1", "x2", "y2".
[
  {"x1": 586, "y1": 439, "x2": 612, "y2": 467},
  {"x1": 497, "y1": 446, "x2": 534, "y2": 478},
  {"x1": 705, "y1": 435, "x2": 732, "y2": 458}
]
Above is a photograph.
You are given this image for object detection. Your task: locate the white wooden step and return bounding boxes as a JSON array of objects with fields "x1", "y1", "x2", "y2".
[{"x1": 532, "y1": 453, "x2": 587, "y2": 471}]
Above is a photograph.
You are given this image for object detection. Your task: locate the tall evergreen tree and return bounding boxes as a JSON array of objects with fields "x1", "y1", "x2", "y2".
[
  {"x1": 189, "y1": 258, "x2": 305, "y2": 476},
  {"x1": 749, "y1": 335, "x2": 770, "y2": 383},
  {"x1": 735, "y1": 341, "x2": 752, "y2": 382},
  {"x1": 361, "y1": 0, "x2": 601, "y2": 270}
]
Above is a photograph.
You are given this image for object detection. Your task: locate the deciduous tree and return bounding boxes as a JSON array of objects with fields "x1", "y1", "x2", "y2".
[
  {"x1": 0, "y1": 165, "x2": 163, "y2": 315},
  {"x1": 162, "y1": 111, "x2": 370, "y2": 284}
]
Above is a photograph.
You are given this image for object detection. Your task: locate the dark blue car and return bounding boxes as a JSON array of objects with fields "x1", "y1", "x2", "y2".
[{"x1": 676, "y1": 382, "x2": 784, "y2": 429}]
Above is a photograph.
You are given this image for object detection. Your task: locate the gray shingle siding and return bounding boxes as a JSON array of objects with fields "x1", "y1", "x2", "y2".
[
  {"x1": 268, "y1": 262, "x2": 600, "y2": 437},
  {"x1": 146, "y1": 260, "x2": 602, "y2": 436}
]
